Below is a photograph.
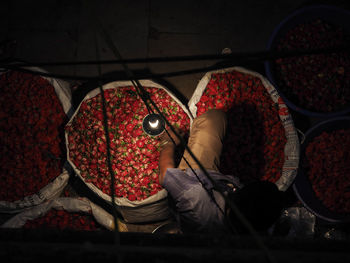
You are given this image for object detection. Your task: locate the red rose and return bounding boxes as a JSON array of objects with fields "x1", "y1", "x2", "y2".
[
  {"x1": 195, "y1": 71, "x2": 287, "y2": 185},
  {"x1": 304, "y1": 129, "x2": 350, "y2": 213},
  {"x1": 67, "y1": 86, "x2": 190, "y2": 201},
  {"x1": 274, "y1": 19, "x2": 350, "y2": 113},
  {"x1": 136, "y1": 140, "x2": 145, "y2": 148},
  {"x1": 126, "y1": 123, "x2": 134, "y2": 132},
  {"x1": 0, "y1": 71, "x2": 67, "y2": 202}
]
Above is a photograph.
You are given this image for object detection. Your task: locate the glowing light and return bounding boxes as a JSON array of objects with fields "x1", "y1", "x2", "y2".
[
  {"x1": 149, "y1": 119, "x2": 159, "y2": 129},
  {"x1": 142, "y1": 114, "x2": 165, "y2": 136}
]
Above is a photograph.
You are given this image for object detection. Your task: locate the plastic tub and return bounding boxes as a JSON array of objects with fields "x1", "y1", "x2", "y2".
[
  {"x1": 264, "y1": 5, "x2": 350, "y2": 118},
  {"x1": 293, "y1": 117, "x2": 350, "y2": 223}
]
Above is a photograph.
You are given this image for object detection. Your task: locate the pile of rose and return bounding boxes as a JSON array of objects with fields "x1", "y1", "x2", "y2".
[
  {"x1": 66, "y1": 86, "x2": 190, "y2": 202},
  {"x1": 24, "y1": 208, "x2": 99, "y2": 231},
  {"x1": 0, "y1": 71, "x2": 67, "y2": 202},
  {"x1": 275, "y1": 19, "x2": 350, "y2": 113},
  {"x1": 304, "y1": 129, "x2": 350, "y2": 214},
  {"x1": 195, "y1": 70, "x2": 287, "y2": 185}
]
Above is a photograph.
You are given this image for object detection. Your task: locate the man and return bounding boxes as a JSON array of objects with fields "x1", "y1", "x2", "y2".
[{"x1": 158, "y1": 109, "x2": 285, "y2": 234}]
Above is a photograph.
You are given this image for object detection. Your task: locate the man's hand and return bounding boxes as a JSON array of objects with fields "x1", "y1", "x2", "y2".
[{"x1": 160, "y1": 127, "x2": 183, "y2": 147}]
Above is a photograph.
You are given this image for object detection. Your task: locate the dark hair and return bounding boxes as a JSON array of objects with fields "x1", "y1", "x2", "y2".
[{"x1": 227, "y1": 181, "x2": 285, "y2": 233}]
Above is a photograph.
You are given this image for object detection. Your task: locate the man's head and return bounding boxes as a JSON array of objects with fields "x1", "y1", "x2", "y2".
[{"x1": 227, "y1": 181, "x2": 286, "y2": 234}]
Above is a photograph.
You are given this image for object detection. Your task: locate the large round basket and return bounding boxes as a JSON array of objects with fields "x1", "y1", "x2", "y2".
[
  {"x1": 264, "y1": 5, "x2": 350, "y2": 118},
  {"x1": 293, "y1": 117, "x2": 350, "y2": 223}
]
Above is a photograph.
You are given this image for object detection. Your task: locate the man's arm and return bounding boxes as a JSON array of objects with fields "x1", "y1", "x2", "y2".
[
  {"x1": 159, "y1": 142, "x2": 176, "y2": 185},
  {"x1": 158, "y1": 128, "x2": 182, "y2": 185}
]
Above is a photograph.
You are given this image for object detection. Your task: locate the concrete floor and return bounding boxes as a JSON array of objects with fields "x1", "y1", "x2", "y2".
[{"x1": 2, "y1": 0, "x2": 348, "y2": 100}]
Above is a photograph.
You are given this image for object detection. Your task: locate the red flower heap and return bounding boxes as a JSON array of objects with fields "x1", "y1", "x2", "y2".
[
  {"x1": 196, "y1": 70, "x2": 287, "y2": 185},
  {"x1": 24, "y1": 209, "x2": 98, "y2": 231},
  {"x1": 304, "y1": 129, "x2": 350, "y2": 214},
  {"x1": 66, "y1": 86, "x2": 190, "y2": 201},
  {"x1": 275, "y1": 19, "x2": 350, "y2": 113},
  {"x1": 0, "y1": 71, "x2": 67, "y2": 202}
]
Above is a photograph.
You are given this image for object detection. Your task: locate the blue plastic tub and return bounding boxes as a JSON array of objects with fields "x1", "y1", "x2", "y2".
[
  {"x1": 264, "y1": 5, "x2": 350, "y2": 118},
  {"x1": 293, "y1": 117, "x2": 350, "y2": 223}
]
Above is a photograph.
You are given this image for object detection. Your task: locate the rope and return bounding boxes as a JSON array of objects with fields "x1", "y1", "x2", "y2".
[
  {"x1": 1, "y1": 44, "x2": 349, "y2": 82},
  {"x1": 93, "y1": 32, "x2": 121, "y2": 247},
  {"x1": 2, "y1": 44, "x2": 349, "y2": 67},
  {"x1": 97, "y1": 21, "x2": 276, "y2": 263}
]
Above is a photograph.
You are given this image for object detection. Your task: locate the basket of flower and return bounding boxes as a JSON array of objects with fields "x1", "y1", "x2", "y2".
[
  {"x1": 0, "y1": 69, "x2": 72, "y2": 213},
  {"x1": 188, "y1": 67, "x2": 299, "y2": 191},
  {"x1": 65, "y1": 80, "x2": 192, "y2": 223},
  {"x1": 293, "y1": 117, "x2": 350, "y2": 223},
  {"x1": 264, "y1": 5, "x2": 350, "y2": 117}
]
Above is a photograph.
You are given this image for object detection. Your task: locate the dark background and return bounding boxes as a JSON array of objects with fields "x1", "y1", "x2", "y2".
[{"x1": 0, "y1": 0, "x2": 348, "y2": 101}]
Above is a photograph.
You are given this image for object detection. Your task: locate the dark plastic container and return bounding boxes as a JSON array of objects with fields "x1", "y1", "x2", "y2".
[
  {"x1": 293, "y1": 117, "x2": 350, "y2": 223},
  {"x1": 264, "y1": 5, "x2": 350, "y2": 118}
]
